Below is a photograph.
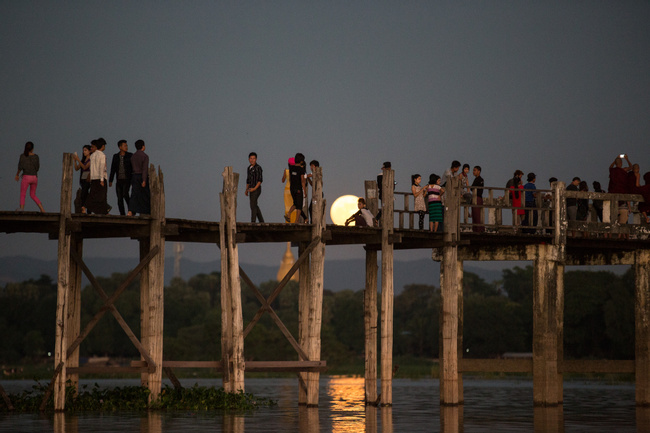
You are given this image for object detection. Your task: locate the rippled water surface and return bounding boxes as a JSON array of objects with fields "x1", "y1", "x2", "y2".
[{"x1": 0, "y1": 377, "x2": 641, "y2": 432}]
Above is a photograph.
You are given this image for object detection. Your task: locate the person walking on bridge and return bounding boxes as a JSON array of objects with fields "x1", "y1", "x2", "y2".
[
  {"x1": 245, "y1": 152, "x2": 264, "y2": 223},
  {"x1": 15, "y1": 141, "x2": 45, "y2": 213}
]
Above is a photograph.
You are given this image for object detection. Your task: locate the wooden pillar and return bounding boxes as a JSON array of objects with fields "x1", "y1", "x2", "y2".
[
  {"x1": 380, "y1": 168, "x2": 394, "y2": 406},
  {"x1": 364, "y1": 249, "x2": 378, "y2": 404},
  {"x1": 456, "y1": 259, "x2": 464, "y2": 404},
  {"x1": 54, "y1": 153, "x2": 74, "y2": 411},
  {"x1": 365, "y1": 180, "x2": 379, "y2": 216},
  {"x1": 219, "y1": 192, "x2": 232, "y2": 391},
  {"x1": 221, "y1": 167, "x2": 244, "y2": 392},
  {"x1": 635, "y1": 249, "x2": 650, "y2": 406},
  {"x1": 298, "y1": 241, "x2": 310, "y2": 404},
  {"x1": 440, "y1": 176, "x2": 461, "y2": 405},
  {"x1": 306, "y1": 166, "x2": 325, "y2": 406},
  {"x1": 532, "y1": 243, "x2": 563, "y2": 406},
  {"x1": 139, "y1": 237, "x2": 151, "y2": 387},
  {"x1": 65, "y1": 233, "x2": 83, "y2": 394},
  {"x1": 143, "y1": 165, "x2": 166, "y2": 402}
]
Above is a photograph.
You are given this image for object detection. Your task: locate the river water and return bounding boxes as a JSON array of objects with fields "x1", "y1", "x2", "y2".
[{"x1": 0, "y1": 377, "x2": 643, "y2": 432}]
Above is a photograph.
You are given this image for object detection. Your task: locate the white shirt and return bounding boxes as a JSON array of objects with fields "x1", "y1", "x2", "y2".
[
  {"x1": 360, "y1": 208, "x2": 375, "y2": 226},
  {"x1": 89, "y1": 150, "x2": 107, "y2": 181}
]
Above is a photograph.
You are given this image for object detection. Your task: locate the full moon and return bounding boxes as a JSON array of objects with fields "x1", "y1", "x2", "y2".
[{"x1": 330, "y1": 195, "x2": 360, "y2": 225}]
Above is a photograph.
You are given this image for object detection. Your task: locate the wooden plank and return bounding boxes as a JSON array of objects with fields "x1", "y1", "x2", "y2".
[
  {"x1": 133, "y1": 360, "x2": 326, "y2": 372},
  {"x1": 561, "y1": 360, "x2": 635, "y2": 374},
  {"x1": 66, "y1": 366, "x2": 148, "y2": 374},
  {"x1": 163, "y1": 367, "x2": 183, "y2": 390},
  {"x1": 41, "y1": 362, "x2": 63, "y2": 412},
  {"x1": 460, "y1": 358, "x2": 533, "y2": 373}
]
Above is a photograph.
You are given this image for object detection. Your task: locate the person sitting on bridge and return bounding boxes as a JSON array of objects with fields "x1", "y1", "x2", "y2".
[{"x1": 345, "y1": 197, "x2": 375, "y2": 227}]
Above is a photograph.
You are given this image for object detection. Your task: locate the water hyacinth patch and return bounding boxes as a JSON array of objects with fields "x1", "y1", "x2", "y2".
[{"x1": 0, "y1": 381, "x2": 275, "y2": 413}]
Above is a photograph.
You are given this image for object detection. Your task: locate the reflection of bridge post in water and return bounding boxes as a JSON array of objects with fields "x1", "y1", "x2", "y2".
[
  {"x1": 140, "y1": 412, "x2": 163, "y2": 433},
  {"x1": 364, "y1": 405, "x2": 377, "y2": 433},
  {"x1": 380, "y1": 406, "x2": 393, "y2": 433},
  {"x1": 440, "y1": 405, "x2": 463, "y2": 433},
  {"x1": 222, "y1": 413, "x2": 245, "y2": 433},
  {"x1": 299, "y1": 406, "x2": 319, "y2": 433},
  {"x1": 637, "y1": 406, "x2": 650, "y2": 430},
  {"x1": 533, "y1": 406, "x2": 563, "y2": 433}
]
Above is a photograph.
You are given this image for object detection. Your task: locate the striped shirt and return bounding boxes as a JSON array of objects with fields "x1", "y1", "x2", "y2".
[{"x1": 427, "y1": 184, "x2": 442, "y2": 202}]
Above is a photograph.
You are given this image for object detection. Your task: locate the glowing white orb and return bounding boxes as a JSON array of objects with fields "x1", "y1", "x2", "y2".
[{"x1": 330, "y1": 195, "x2": 360, "y2": 225}]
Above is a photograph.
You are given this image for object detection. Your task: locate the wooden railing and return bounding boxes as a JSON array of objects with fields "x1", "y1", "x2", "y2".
[{"x1": 382, "y1": 181, "x2": 648, "y2": 238}]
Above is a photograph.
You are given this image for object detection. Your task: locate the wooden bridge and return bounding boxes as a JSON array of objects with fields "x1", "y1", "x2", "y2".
[{"x1": 0, "y1": 153, "x2": 649, "y2": 411}]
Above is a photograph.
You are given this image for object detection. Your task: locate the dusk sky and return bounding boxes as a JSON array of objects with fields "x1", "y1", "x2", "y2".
[{"x1": 2, "y1": 2, "x2": 649, "y2": 266}]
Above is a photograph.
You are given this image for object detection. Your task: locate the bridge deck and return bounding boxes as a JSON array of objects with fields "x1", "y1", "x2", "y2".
[{"x1": 1, "y1": 211, "x2": 647, "y2": 254}]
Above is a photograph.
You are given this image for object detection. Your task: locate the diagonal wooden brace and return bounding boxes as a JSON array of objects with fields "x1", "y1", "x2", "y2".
[
  {"x1": 241, "y1": 236, "x2": 321, "y2": 336},
  {"x1": 66, "y1": 246, "x2": 159, "y2": 371},
  {"x1": 240, "y1": 267, "x2": 309, "y2": 360}
]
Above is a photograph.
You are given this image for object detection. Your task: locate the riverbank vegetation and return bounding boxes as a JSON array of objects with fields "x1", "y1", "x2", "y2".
[{"x1": 0, "y1": 266, "x2": 634, "y2": 380}]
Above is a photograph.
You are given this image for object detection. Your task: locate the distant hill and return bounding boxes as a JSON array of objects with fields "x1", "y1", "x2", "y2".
[{"x1": 0, "y1": 255, "x2": 512, "y2": 293}]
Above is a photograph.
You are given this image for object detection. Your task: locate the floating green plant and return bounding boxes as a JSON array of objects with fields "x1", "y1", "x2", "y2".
[{"x1": 0, "y1": 381, "x2": 275, "y2": 413}]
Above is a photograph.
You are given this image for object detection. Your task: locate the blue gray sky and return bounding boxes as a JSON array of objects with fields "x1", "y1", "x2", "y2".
[{"x1": 1, "y1": 1, "x2": 649, "y2": 265}]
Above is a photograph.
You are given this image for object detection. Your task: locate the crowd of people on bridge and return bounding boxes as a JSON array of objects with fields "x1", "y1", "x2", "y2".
[
  {"x1": 14, "y1": 143, "x2": 650, "y2": 234},
  {"x1": 14, "y1": 139, "x2": 152, "y2": 217},
  {"x1": 71, "y1": 138, "x2": 151, "y2": 216}
]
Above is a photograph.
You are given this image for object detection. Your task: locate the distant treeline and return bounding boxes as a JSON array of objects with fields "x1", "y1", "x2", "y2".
[{"x1": 0, "y1": 267, "x2": 635, "y2": 367}]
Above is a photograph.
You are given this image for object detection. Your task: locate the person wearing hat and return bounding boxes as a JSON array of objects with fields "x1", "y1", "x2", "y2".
[{"x1": 522, "y1": 172, "x2": 537, "y2": 233}]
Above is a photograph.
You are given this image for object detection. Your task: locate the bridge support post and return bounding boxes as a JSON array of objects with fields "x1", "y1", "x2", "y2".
[
  {"x1": 364, "y1": 249, "x2": 378, "y2": 404},
  {"x1": 54, "y1": 153, "x2": 74, "y2": 410},
  {"x1": 440, "y1": 176, "x2": 462, "y2": 406},
  {"x1": 380, "y1": 168, "x2": 395, "y2": 406},
  {"x1": 532, "y1": 244, "x2": 563, "y2": 406},
  {"x1": 306, "y1": 167, "x2": 326, "y2": 406},
  {"x1": 142, "y1": 165, "x2": 166, "y2": 402},
  {"x1": 636, "y1": 249, "x2": 650, "y2": 406},
  {"x1": 66, "y1": 233, "x2": 83, "y2": 394},
  {"x1": 298, "y1": 240, "x2": 310, "y2": 405},
  {"x1": 219, "y1": 167, "x2": 244, "y2": 392}
]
